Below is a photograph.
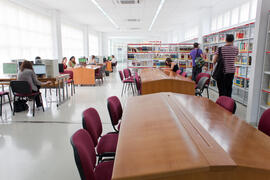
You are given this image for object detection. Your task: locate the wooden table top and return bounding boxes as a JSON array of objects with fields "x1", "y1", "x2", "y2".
[
  {"x1": 140, "y1": 68, "x2": 193, "y2": 83},
  {"x1": 0, "y1": 74, "x2": 69, "y2": 82},
  {"x1": 112, "y1": 93, "x2": 270, "y2": 180}
]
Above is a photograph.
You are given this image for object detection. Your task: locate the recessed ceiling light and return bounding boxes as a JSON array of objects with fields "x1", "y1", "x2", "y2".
[
  {"x1": 91, "y1": 0, "x2": 120, "y2": 29},
  {"x1": 148, "y1": 0, "x2": 165, "y2": 31}
]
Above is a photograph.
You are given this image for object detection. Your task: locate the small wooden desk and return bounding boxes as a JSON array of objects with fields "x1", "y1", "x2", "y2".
[
  {"x1": 72, "y1": 65, "x2": 101, "y2": 85},
  {"x1": 0, "y1": 74, "x2": 70, "y2": 107},
  {"x1": 140, "y1": 68, "x2": 195, "y2": 95},
  {"x1": 113, "y1": 93, "x2": 270, "y2": 180}
]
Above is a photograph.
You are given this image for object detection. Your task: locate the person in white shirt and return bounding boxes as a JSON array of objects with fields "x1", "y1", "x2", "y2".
[
  {"x1": 112, "y1": 55, "x2": 117, "y2": 63},
  {"x1": 88, "y1": 55, "x2": 96, "y2": 64}
]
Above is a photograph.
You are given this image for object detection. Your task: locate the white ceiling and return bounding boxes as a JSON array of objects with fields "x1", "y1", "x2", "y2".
[{"x1": 19, "y1": 0, "x2": 250, "y2": 33}]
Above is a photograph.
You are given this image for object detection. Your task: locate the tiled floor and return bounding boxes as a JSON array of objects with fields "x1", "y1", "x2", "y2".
[{"x1": 0, "y1": 65, "x2": 247, "y2": 180}]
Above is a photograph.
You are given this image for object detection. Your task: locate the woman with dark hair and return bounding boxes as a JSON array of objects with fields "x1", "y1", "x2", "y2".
[
  {"x1": 68, "y1": 56, "x2": 76, "y2": 68},
  {"x1": 89, "y1": 55, "x2": 96, "y2": 64},
  {"x1": 62, "y1": 57, "x2": 68, "y2": 69},
  {"x1": 165, "y1": 57, "x2": 179, "y2": 72},
  {"x1": 17, "y1": 60, "x2": 51, "y2": 108}
]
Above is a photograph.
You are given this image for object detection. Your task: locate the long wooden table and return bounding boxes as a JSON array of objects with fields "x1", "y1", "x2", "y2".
[
  {"x1": 113, "y1": 93, "x2": 270, "y2": 180},
  {"x1": 72, "y1": 65, "x2": 101, "y2": 85},
  {"x1": 140, "y1": 68, "x2": 195, "y2": 95},
  {"x1": 0, "y1": 74, "x2": 70, "y2": 107}
]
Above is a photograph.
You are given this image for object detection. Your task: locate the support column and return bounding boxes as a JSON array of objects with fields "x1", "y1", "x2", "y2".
[
  {"x1": 247, "y1": 0, "x2": 270, "y2": 125},
  {"x1": 83, "y1": 26, "x2": 89, "y2": 58},
  {"x1": 51, "y1": 10, "x2": 63, "y2": 62}
]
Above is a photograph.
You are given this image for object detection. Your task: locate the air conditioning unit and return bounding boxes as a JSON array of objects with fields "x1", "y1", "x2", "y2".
[
  {"x1": 114, "y1": 0, "x2": 140, "y2": 5},
  {"x1": 127, "y1": 19, "x2": 141, "y2": 22}
]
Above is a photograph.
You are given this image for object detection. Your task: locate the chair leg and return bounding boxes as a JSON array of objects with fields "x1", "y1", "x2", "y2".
[
  {"x1": 13, "y1": 96, "x2": 16, "y2": 116},
  {"x1": 207, "y1": 88, "x2": 209, "y2": 99},
  {"x1": 33, "y1": 98, "x2": 35, "y2": 117},
  {"x1": 130, "y1": 83, "x2": 135, "y2": 95},
  {"x1": 7, "y1": 94, "x2": 12, "y2": 111},
  {"x1": 39, "y1": 94, "x2": 45, "y2": 112},
  {"x1": 73, "y1": 81, "x2": 75, "y2": 94},
  {"x1": 0, "y1": 96, "x2": 2, "y2": 116},
  {"x1": 121, "y1": 83, "x2": 125, "y2": 97},
  {"x1": 45, "y1": 88, "x2": 47, "y2": 97}
]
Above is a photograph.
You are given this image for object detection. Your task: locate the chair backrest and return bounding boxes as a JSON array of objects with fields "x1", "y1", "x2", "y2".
[
  {"x1": 176, "y1": 70, "x2": 181, "y2": 75},
  {"x1": 118, "y1": 71, "x2": 124, "y2": 81},
  {"x1": 107, "y1": 96, "x2": 123, "y2": 126},
  {"x1": 134, "y1": 75, "x2": 141, "y2": 95},
  {"x1": 181, "y1": 72, "x2": 187, "y2": 77},
  {"x1": 64, "y1": 70, "x2": 74, "y2": 79},
  {"x1": 128, "y1": 68, "x2": 132, "y2": 77},
  {"x1": 216, "y1": 96, "x2": 236, "y2": 114},
  {"x1": 258, "y1": 109, "x2": 270, "y2": 136},
  {"x1": 196, "y1": 73, "x2": 211, "y2": 85},
  {"x1": 82, "y1": 108, "x2": 102, "y2": 147},
  {"x1": 10, "y1": 81, "x2": 32, "y2": 95},
  {"x1": 196, "y1": 77, "x2": 209, "y2": 90},
  {"x1": 70, "y1": 129, "x2": 96, "y2": 180},
  {"x1": 123, "y1": 69, "x2": 130, "y2": 79}
]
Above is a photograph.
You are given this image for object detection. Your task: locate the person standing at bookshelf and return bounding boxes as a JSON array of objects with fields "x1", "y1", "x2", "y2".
[
  {"x1": 190, "y1": 43, "x2": 203, "y2": 81},
  {"x1": 213, "y1": 34, "x2": 239, "y2": 97}
]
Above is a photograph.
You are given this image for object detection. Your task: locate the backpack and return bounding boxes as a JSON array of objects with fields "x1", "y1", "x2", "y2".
[
  {"x1": 212, "y1": 47, "x2": 224, "y2": 81},
  {"x1": 14, "y1": 98, "x2": 28, "y2": 112},
  {"x1": 195, "y1": 49, "x2": 205, "y2": 68}
]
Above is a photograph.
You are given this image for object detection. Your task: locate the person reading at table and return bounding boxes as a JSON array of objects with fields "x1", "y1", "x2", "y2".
[
  {"x1": 68, "y1": 56, "x2": 76, "y2": 68},
  {"x1": 165, "y1": 58, "x2": 179, "y2": 72},
  {"x1": 18, "y1": 60, "x2": 51, "y2": 108},
  {"x1": 62, "y1": 57, "x2": 68, "y2": 69},
  {"x1": 89, "y1": 55, "x2": 96, "y2": 64}
]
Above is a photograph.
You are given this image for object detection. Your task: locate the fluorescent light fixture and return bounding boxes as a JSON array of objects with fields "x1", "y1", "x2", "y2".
[
  {"x1": 91, "y1": 0, "x2": 120, "y2": 29},
  {"x1": 148, "y1": 0, "x2": 165, "y2": 31}
]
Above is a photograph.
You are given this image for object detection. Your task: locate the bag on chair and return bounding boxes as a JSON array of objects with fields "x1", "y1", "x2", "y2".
[{"x1": 14, "y1": 98, "x2": 28, "y2": 112}]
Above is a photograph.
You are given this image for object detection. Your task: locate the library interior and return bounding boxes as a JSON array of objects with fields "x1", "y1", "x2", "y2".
[{"x1": 1, "y1": 0, "x2": 270, "y2": 179}]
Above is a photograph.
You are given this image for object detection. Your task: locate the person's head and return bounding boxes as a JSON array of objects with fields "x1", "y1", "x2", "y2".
[
  {"x1": 62, "y1": 57, "x2": 67, "y2": 64},
  {"x1": 70, "y1": 56, "x2": 75, "y2": 62},
  {"x1": 112, "y1": 55, "x2": 115, "y2": 58},
  {"x1": 226, "y1": 34, "x2": 235, "y2": 43},
  {"x1": 20, "y1": 60, "x2": 33, "y2": 71},
  {"x1": 165, "y1": 58, "x2": 172, "y2": 66},
  {"x1": 193, "y1": 43, "x2": 199, "y2": 49},
  {"x1": 205, "y1": 47, "x2": 209, "y2": 53},
  {"x1": 35, "y1": 56, "x2": 41, "y2": 60}
]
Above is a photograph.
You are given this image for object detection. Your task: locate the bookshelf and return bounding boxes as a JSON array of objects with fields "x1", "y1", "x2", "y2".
[
  {"x1": 259, "y1": 14, "x2": 270, "y2": 116},
  {"x1": 127, "y1": 43, "x2": 193, "y2": 71},
  {"x1": 202, "y1": 22, "x2": 255, "y2": 105}
]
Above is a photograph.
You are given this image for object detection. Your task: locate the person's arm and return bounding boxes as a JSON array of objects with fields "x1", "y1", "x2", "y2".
[
  {"x1": 31, "y1": 71, "x2": 42, "y2": 86},
  {"x1": 213, "y1": 54, "x2": 218, "y2": 64}
]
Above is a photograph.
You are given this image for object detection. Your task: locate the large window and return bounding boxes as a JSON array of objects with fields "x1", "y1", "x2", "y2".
[
  {"x1": 223, "y1": 11, "x2": 231, "y2": 28},
  {"x1": 184, "y1": 27, "x2": 198, "y2": 41},
  {"x1": 240, "y1": 2, "x2": 250, "y2": 23},
  {"x1": 89, "y1": 33, "x2": 99, "y2": 56},
  {"x1": 62, "y1": 24, "x2": 83, "y2": 58},
  {"x1": 217, "y1": 14, "x2": 223, "y2": 30},
  {"x1": 211, "y1": 17, "x2": 217, "y2": 31},
  {"x1": 250, "y1": 0, "x2": 258, "y2": 20},
  {"x1": 0, "y1": 0, "x2": 53, "y2": 62},
  {"x1": 231, "y1": 7, "x2": 239, "y2": 25}
]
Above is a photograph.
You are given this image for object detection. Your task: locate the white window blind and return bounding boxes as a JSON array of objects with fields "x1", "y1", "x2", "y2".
[
  {"x1": 89, "y1": 33, "x2": 99, "y2": 56},
  {"x1": 184, "y1": 27, "x2": 198, "y2": 41},
  {"x1": 0, "y1": 0, "x2": 53, "y2": 62},
  {"x1": 217, "y1": 14, "x2": 223, "y2": 30},
  {"x1": 62, "y1": 24, "x2": 83, "y2": 58},
  {"x1": 223, "y1": 11, "x2": 230, "y2": 28},
  {"x1": 250, "y1": 0, "x2": 258, "y2": 20},
  {"x1": 231, "y1": 7, "x2": 239, "y2": 25},
  {"x1": 240, "y1": 2, "x2": 250, "y2": 23},
  {"x1": 211, "y1": 17, "x2": 217, "y2": 31}
]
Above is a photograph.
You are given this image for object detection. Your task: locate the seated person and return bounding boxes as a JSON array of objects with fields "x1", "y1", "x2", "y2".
[
  {"x1": 17, "y1": 60, "x2": 51, "y2": 108},
  {"x1": 112, "y1": 55, "x2": 117, "y2": 65},
  {"x1": 62, "y1": 57, "x2": 68, "y2": 69},
  {"x1": 68, "y1": 56, "x2": 76, "y2": 68},
  {"x1": 165, "y1": 58, "x2": 179, "y2": 72},
  {"x1": 35, "y1": 56, "x2": 42, "y2": 64},
  {"x1": 88, "y1": 55, "x2": 96, "y2": 64}
]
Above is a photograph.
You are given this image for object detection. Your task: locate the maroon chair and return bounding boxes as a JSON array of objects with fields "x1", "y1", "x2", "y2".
[
  {"x1": 196, "y1": 73, "x2": 211, "y2": 98},
  {"x1": 119, "y1": 71, "x2": 134, "y2": 96},
  {"x1": 216, "y1": 96, "x2": 236, "y2": 114},
  {"x1": 258, "y1": 109, "x2": 270, "y2": 136},
  {"x1": 176, "y1": 70, "x2": 181, "y2": 75},
  {"x1": 181, "y1": 72, "x2": 187, "y2": 77},
  {"x1": 82, "y1": 108, "x2": 118, "y2": 162},
  {"x1": 107, "y1": 96, "x2": 122, "y2": 132},
  {"x1": 0, "y1": 91, "x2": 12, "y2": 116},
  {"x1": 95, "y1": 68, "x2": 103, "y2": 85},
  {"x1": 62, "y1": 70, "x2": 75, "y2": 96},
  {"x1": 70, "y1": 129, "x2": 114, "y2": 180},
  {"x1": 134, "y1": 75, "x2": 141, "y2": 95}
]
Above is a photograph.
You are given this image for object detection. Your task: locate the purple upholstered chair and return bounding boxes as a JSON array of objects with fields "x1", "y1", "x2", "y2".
[
  {"x1": 216, "y1": 96, "x2": 236, "y2": 114},
  {"x1": 82, "y1": 108, "x2": 118, "y2": 162},
  {"x1": 70, "y1": 129, "x2": 114, "y2": 180},
  {"x1": 181, "y1": 72, "x2": 187, "y2": 77},
  {"x1": 134, "y1": 75, "x2": 141, "y2": 95},
  {"x1": 119, "y1": 71, "x2": 134, "y2": 96},
  {"x1": 258, "y1": 109, "x2": 270, "y2": 137},
  {"x1": 107, "y1": 96, "x2": 122, "y2": 132}
]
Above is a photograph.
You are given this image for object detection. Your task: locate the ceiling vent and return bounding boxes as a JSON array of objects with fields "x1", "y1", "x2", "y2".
[
  {"x1": 127, "y1": 19, "x2": 140, "y2": 22},
  {"x1": 114, "y1": 0, "x2": 140, "y2": 5},
  {"x1": 130, "y1": 27, "x2": 141, "y2": 30}
]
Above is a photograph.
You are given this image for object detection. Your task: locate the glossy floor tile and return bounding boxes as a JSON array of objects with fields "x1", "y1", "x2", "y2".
[{"x1": 0, "y1": 65, "x2": 247, "y2": 180}]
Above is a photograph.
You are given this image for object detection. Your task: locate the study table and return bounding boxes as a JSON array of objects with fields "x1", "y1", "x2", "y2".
[
  {"x1": 113, "y1": 93, "x2": 270, "y2": 180},
  {"x1": 72, "y1": 65, "x2": 101, "y2": 85},
  {"x1": 140, "y1": 68, "x2": 195, "y2": 95},
  {"x1": 0, "y1": 74, "x2": 70, "y2": 107}
]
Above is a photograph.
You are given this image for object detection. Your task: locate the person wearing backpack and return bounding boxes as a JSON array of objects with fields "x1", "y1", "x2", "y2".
[
  {"x1": 190, "y1": 43, "x2": 204, "y2": 81},
  {"x1": 213, "y1": 34, "x2": 239, "y2": 97}
]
